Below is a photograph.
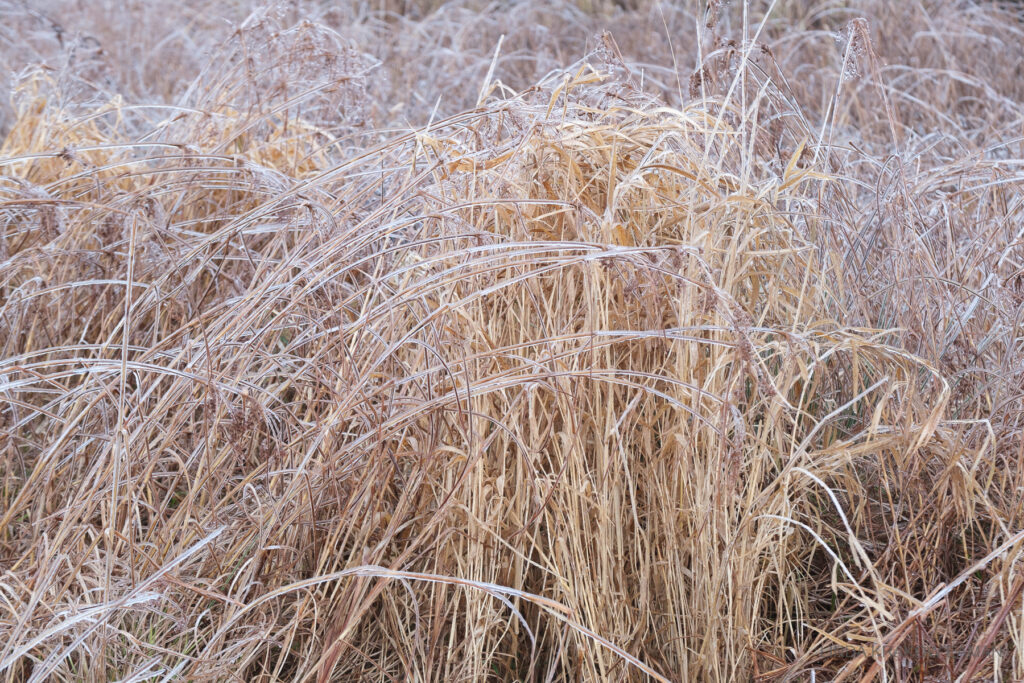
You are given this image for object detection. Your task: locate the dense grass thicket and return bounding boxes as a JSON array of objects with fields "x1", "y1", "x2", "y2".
[{"x1": 2, "y1": 1, "x2": 1024, "y2": 680}]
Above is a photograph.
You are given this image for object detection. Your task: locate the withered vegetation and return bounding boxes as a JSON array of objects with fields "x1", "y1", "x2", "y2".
[{"x1": 2, "y1": 1, "x2": 1024, "y2": 680}]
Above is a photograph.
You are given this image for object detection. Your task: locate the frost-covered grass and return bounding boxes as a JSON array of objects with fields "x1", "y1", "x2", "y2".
[{"x1": 2, "y1": 1, "x2": 1024, "y2": 680}]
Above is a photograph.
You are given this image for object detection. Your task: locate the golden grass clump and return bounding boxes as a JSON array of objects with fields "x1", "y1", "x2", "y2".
[{"x1": 2, "y1": 1, "x2": 1024, "y2": 681}]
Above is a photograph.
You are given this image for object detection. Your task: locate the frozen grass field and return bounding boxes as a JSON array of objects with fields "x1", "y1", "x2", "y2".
[{"x1": 2, "y1": 1, "x2": 1024, "y2": 680}]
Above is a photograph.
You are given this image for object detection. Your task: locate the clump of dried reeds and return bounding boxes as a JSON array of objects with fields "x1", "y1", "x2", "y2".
[{"x1": 2, "y1": 1, "x2": 1024, "y2": 681}]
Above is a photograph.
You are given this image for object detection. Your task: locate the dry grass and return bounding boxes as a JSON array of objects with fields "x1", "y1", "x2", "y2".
[{"x1": 2, "y1": 1, "x2": 1024, "y2": 680}]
